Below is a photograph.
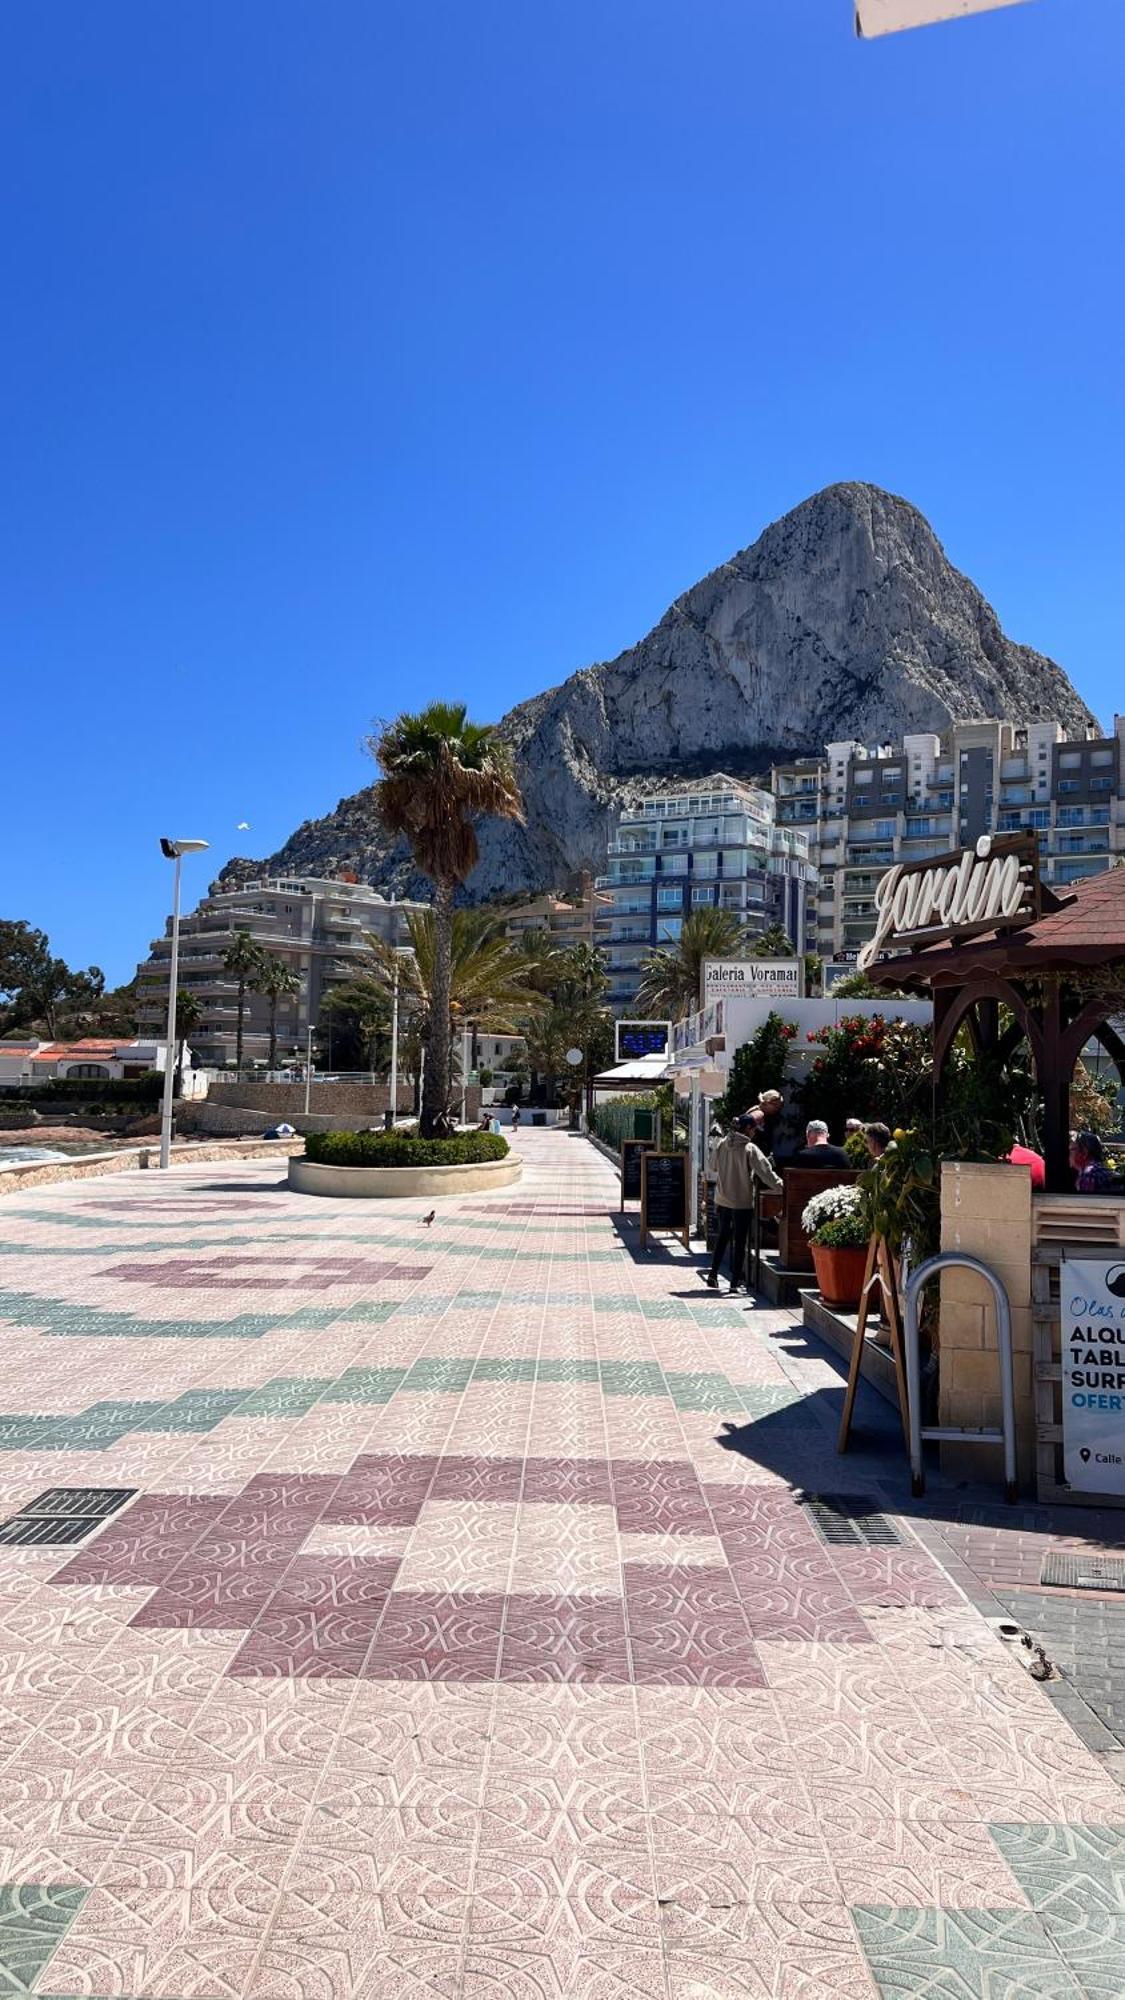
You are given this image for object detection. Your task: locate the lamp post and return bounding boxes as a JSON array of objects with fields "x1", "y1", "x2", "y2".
[
  {"x1": 304, "y1": 1023, "x2": 314, "y2": 1117},
  {"x1": 158, "y1": 837, "x2": 210, "y2": 1170},
  {"x1": 387, "y1": 945, "x2": 413, "y2": 1130}
]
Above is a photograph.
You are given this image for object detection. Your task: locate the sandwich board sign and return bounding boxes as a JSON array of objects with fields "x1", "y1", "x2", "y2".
[
  {"x1": 1061, "y1": 1258, "x2": 1125, "y2": 1496},
  {"x1": 640, "y1": 1151, "x2": 690, "y2": 1251}
]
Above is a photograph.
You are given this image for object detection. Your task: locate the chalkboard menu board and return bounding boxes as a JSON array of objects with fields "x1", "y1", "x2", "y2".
[
  {"x1": 640, "y1": 1150, "x2": 690, "y2": 1249},
  {"x1": 620, "y1": 1138, "x2": 654, "y2": 1209}
]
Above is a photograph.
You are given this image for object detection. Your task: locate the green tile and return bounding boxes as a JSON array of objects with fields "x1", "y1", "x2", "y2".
[
  {"x1": 852, "y1": 1905, "x2": 1080, "y2": 1998},
  {"x1": 989, "y1": 1824, "x2": 1125, "y2": 1994},
  {"x1": 320, "y1": 1367, "x2": 408, "y2": 1406},
  {"x1": 402, "y1": 1358, "x2": 474, "y2": 1393},
  {"x1": 537, "y1": 1357, "x2": 600, "y2": 1385},
  {"x1": 470, "y1": 1358, "x2": 539, "y2": 1384},
  {"x1": 238, "y1": 1377, "x2": 334, "y2": 1418},
  {"x1": 0, "y1": 1287, "x2": 395, "y2": 1341},
  {"x1": 665, "y1": 1370, "x2": 739, "y2": 1412},
  {"x1": 599, "y1": 1361, "x2": 667, "y2": 1398},
  {"x1": 0, "y1": 1883, "x2": 88, "y2": 1995}
]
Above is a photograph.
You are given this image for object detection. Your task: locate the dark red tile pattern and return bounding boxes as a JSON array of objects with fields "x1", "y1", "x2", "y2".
[
  {"x1": 99, "y1": 1256, "x2": 431, "y2": 1288},
  {"x1": 40, "y1": 1453, "x2": 990, "y2": 1677}
]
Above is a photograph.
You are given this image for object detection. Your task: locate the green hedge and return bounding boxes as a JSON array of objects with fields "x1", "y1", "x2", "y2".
[
  {"x1": 36, "y1": 1074, "x2": 164, "y2": 1106},
  {"x1": 305, "y1": 1130, "x2": 510, "y2": 1168}
]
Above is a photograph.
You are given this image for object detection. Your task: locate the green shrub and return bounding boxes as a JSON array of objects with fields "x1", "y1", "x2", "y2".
[
  {"x1": 305, "y1": 1129, "x2": 509, "y2": 1168},
  {"x1": 36, "y1": 1073, "x2": 164, "y2": 1107},
  {"x1": 811, "y1": 1210, "x2": 869, "y2": 1251}
]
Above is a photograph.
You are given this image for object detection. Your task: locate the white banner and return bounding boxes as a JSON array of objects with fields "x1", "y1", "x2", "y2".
[
  {"x1": 701, "y1": 958, "x2": 801, "y2": 1005},
  {"x1": 856, "y1": 0, "x2": 1030, "y2": 34},
  {"x1": 1062, "y1": 1258, "x2": 1125, "y2": 1496}
]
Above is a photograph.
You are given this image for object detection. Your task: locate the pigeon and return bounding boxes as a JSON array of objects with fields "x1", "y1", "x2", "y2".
[{"x1": 421, "y1": 1210, "x2": 436, "y2": 1227}]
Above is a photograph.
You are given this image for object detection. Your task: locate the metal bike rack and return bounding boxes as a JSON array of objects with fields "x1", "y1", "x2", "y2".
[{"x1": 903, "y1": 1252, "x2": 1017, "y2": 1503}]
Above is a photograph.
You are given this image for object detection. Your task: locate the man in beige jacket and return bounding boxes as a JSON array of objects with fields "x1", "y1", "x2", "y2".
[{"x1": 704, "y1": 1113, "x2": 782, "y2": 1293}]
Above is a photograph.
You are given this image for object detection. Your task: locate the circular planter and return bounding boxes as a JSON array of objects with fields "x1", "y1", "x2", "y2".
[
  {"x1": 810, "y1": 1241, "x2": 869, "y2": 1309},
  {"x1": 288, "y1": 1154, "x2": 522, "y2": 1199}
]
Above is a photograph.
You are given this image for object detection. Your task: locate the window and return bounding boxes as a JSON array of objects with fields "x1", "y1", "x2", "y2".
[
  {"x1": 1059, "y1": 751, "x2": 1081, "y2": 770},
  {"x1": 853, "y1": 770, "x2": 873, "y2": 787},
  {"x1": 656, "y1": 888, "x2": 682, "y2": 909},
  {"x1": 1091, "y1": 776, "x2": 1114, "y2": 792},
  {"x1": 64, "y1": 1063, "x2": 110, "y2": 1080},
  {"x1": 1057, "y1": 806, "x2": 1087, "y2": 827},
  {"x1": 656, "y1": 917, "x2": 683, "y2": 941},
  {"x1": 1091, "y1": 748, "x2": 1115, "y2": 767},
  {"x1": 1058, "y1": 780, "x2": 1081, "y2": 794},
  {"x1": 692, "y1": 887, "x2": 716, "y2": 906}
]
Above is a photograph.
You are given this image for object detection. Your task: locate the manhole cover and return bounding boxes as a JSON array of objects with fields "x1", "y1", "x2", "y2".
[
  {"x1": 1041, "y1": 1552, "x2": 1125, "y2": 1593},
  {"x1": 804, "y1": 1494, "x2": 903, "y2": 1548},
  {"x1": 0, "y1": 1488, "x2": 136, "y2": 1548}
]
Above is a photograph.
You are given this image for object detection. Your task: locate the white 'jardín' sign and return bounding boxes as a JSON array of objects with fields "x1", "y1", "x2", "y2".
[{"x1": 855, "y1": 835, "x2": 1036, "y2": 973}]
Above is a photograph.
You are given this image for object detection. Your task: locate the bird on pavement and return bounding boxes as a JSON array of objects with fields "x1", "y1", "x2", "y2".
[{"x1": 421, "y1": 1209, "x2": 436, "y2": 1227}]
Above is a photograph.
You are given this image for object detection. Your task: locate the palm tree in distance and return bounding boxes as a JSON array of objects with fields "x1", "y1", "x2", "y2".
[
  {"x1": 369, "y1": 705, "x2": 525, "y2": 1135},
  {"x1": 751, "y1": 923, "x2": 796, "y2": 959},
  {"x1": 634, "y1": 907, "x2": 747, "y2": 1021},
  {"x1": 366, "y1": 907, "x2": 545, "y2": 1059},
  {"x1": 258, "y1": 956, "x2": 303, "y2": 1072},
  {"x1": 222, "y1": 931, "x2": 269, "y2": 1072}
]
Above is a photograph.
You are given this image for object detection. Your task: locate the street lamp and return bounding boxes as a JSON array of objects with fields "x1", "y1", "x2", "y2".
[
  {"x1": 387, "y1": 947, "x2": 413, "y2": 1130},
  {"x1": 158, "y1": 837, "x2": 210, "y2": 1170}
]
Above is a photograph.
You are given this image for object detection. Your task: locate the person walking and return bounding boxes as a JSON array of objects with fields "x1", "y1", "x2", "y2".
[
  {"x1": 511, "y1": 1104, "x2": 521, "y2": 1133},
  {"x1": 704, "y1": 1114, "x2": 782, "y2": 1293}
]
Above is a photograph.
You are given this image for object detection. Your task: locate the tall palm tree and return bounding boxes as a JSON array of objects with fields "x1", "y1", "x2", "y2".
[
  {"x1": 634, "y1": 907, "x2": 747, "y2": 1020},
  {"x1": 370, "y1": 704, "x2": 525, "y2": 1134},
  {"x1": 257, "y1": 956, "x2": 303, "y2": 1071},
  {"x1": 222, "y1": 932, "x2": 269, "y2": 1072}
]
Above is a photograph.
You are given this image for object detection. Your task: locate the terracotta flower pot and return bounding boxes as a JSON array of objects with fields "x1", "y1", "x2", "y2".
[{"x1": 810, "y1": 1241, "x2": 868, "y2": 1309}]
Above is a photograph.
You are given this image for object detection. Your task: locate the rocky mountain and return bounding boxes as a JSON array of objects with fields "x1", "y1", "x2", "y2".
[{"x1": 221, "y1": 482, "x2": 1097, "y2": 901}]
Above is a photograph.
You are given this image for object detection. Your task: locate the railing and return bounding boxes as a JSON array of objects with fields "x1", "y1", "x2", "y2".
[{"x1": 903, "y1": 1253, "x2": 1017, "y2": 1502}]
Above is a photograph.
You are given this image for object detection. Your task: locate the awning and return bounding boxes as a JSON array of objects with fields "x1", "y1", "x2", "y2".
[{"x1": 591, "y1": 1054, "x2": 671, "y2": 1090}]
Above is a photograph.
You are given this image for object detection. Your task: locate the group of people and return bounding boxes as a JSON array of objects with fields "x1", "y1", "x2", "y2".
[{"x1": 703, "y1": 1094, "x2": 893, "y2": 1294}]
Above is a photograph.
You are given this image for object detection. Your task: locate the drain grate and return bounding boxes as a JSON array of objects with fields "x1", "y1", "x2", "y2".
[
  {"x1": 0, "y1": 1487, "x2": 136, "y2": 1548},
  {"x1": 804, "y1": 1494, "x2": 903, "y2": 1548},
  {"x1": 1041, "y1": 1551, "x2": 1125, "y2": 1594}
]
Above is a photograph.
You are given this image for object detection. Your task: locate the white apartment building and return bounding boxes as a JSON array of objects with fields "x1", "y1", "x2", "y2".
[
  {"x1": 135, "y1": 876, "x2": 426, "y2": 1067},
  {"x1": 594, "y1": 775, "x2": 813, "y2": 1013},
  {"x1": 774, "y1": 715, "x2": 1125, "y2": 963}
]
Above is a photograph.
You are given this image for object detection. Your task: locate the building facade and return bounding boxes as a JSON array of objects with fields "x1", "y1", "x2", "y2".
[
  {"x1": 594, "y1": 775, "x2": 813, "y2": 1014},
  {"x1": 135, "y1": 876, "x2": 426, "y2": 1068},
  {"x1": 501, "y1": 875, "x2": 610, "y2": 949},
  {"x1": 773, "y1": 715, "x2": 1125, "y2": 965}
]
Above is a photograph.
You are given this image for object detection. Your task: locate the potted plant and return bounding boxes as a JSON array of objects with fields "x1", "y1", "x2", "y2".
[{"x1": 801, "y1": 1185, "x2": 869, "y2": 1308}]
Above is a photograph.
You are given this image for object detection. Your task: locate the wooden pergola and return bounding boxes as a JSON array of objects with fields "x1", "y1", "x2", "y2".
[{"x1": 871, "y1": 867, "x2": 1125, "y2": 1193}]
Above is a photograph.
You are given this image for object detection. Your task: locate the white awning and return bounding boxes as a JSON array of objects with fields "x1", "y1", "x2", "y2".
[
  {"x1": 591, "y1": 1054, "x2": 671, "y2": 1089},
  {"x1": 856, "y1": 0, "x2": 1029, "y2": 33}
]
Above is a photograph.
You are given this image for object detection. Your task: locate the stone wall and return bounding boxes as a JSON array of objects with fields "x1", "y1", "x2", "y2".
[
  {"x1": 0, "y1": 1137, "x2": 303, "y2": 1198},
  {"x1": 182, "y1": 1086, "x2": 481, "y2": 1138},
  {"x1": 209, "y1": 1081, "x2": 413, "y2": 1116},
  {"x1": 939, "y1": 1161, "x2": 1034, "y2": 1485}
]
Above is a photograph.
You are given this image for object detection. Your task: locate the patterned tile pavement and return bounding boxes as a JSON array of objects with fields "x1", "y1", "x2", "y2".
[{"x1": 0, "y1": 1129, "x2": 1123, "y2": 1995}]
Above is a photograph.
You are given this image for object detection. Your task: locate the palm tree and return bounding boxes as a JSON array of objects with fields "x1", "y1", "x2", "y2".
[
  {"x1": 366, "y1": 908, "x2": 546, "y2": 1049},
  {"x1": 634, "y1": 907, "x2": 747, "y2": 1020},
  {"x1": 369, "y1": 704, "x2": 525, "y2": 1134},
  {"x1": 751, "y1": 923, "x2": 796, "y2": 959},
  {"x1": 222, "y1": 931, "x2": 269, "y2": 1072},
  {"x1": 172, "y1": 988, "x2": 202, "y2": 1093},
  {"x1": 317, "y1": 980, "x2": 389, "y2": 1072},
  {"x1": 257, "y1": 956, "x2": 302, "y2": 1072}
]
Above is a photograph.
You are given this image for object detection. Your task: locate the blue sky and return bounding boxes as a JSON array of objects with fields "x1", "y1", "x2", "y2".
[{"x1": 2, "y1": 0, "x2": 1121, "y2": 986}]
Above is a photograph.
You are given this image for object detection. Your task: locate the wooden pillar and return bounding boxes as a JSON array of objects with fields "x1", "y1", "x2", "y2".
[{"x1": 1040, "y1": 977, "x2": 1070, "y2": 1194}]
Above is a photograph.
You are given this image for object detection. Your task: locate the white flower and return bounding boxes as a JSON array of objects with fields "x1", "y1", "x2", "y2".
[{"x1": 801, "y1": 1184, "x2": 862, "y2": 1234}]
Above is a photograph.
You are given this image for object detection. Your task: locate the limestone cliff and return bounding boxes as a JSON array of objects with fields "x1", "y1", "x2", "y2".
[{"x1": 220, "y1": 483, "x2": 1097, "y2": 900}]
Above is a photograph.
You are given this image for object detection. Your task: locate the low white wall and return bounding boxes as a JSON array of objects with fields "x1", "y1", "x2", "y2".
[{"x1": 288, "y1": 1153, "x2": 522, "y2": 1200}]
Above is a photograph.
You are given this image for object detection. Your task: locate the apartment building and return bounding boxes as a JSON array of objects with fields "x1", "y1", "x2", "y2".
[
  {"x1": 135, "y1": 876, "x2": 426, "y2": 1067},
  {"x1": 500, "y1": 874, "x2": 610, "y2": 949},
  {"x1": 773, "y1": 715, "x2": 1125, "y2": 963},
  {"x1": 594, "y1": 775, "x2": 813, "y2": 1013}
]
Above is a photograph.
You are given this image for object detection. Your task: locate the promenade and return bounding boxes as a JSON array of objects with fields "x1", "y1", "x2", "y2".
[{"x1": 0, "y1": 1129, "x2": 1121, "y2": 1998}]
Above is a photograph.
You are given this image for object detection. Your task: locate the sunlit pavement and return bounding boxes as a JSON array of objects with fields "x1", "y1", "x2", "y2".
[{"x1": 0, "y1": 1129, "x2": 1122, "y2": 1998}]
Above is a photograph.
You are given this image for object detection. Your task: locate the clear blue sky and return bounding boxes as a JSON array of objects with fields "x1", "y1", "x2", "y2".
[{"x1": 2, "y1": 0, "x2": 1121, "y2": 986}]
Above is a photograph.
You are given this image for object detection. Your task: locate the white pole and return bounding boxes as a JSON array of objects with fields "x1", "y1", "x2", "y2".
[
  {"x1": 158, "y1": 852, "x2": 182, "y2": 1171},
  {"x1": 304, "y1": 1022, "x2": 313, "y2": 1116},
  {"x1": 389, "y1": 961, "x2": 400, "y2": 1129},
  {"x1": 459, "y1": 1024, "x2": 470, "y2": 1126}
]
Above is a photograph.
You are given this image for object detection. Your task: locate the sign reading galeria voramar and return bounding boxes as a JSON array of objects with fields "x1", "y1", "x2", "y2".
[
  {"x1": 700, "y1": 958, "x2": 801, "y2": 1005},
  {"x1": 1062, "y1": 1259, "x2": 1125, "y2": 1497}
]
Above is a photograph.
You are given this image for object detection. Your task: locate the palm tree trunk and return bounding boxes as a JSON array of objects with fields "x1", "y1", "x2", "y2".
[
  {"x1": 236, "y1": 979, "x2": 246, "y2": 1072},
  {"x1": 268, "y1": 996, "x2": 278, "y2": 1073},
  {"x1": 422, "y1": 879, "x2": 454, "y2": 1137}
]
